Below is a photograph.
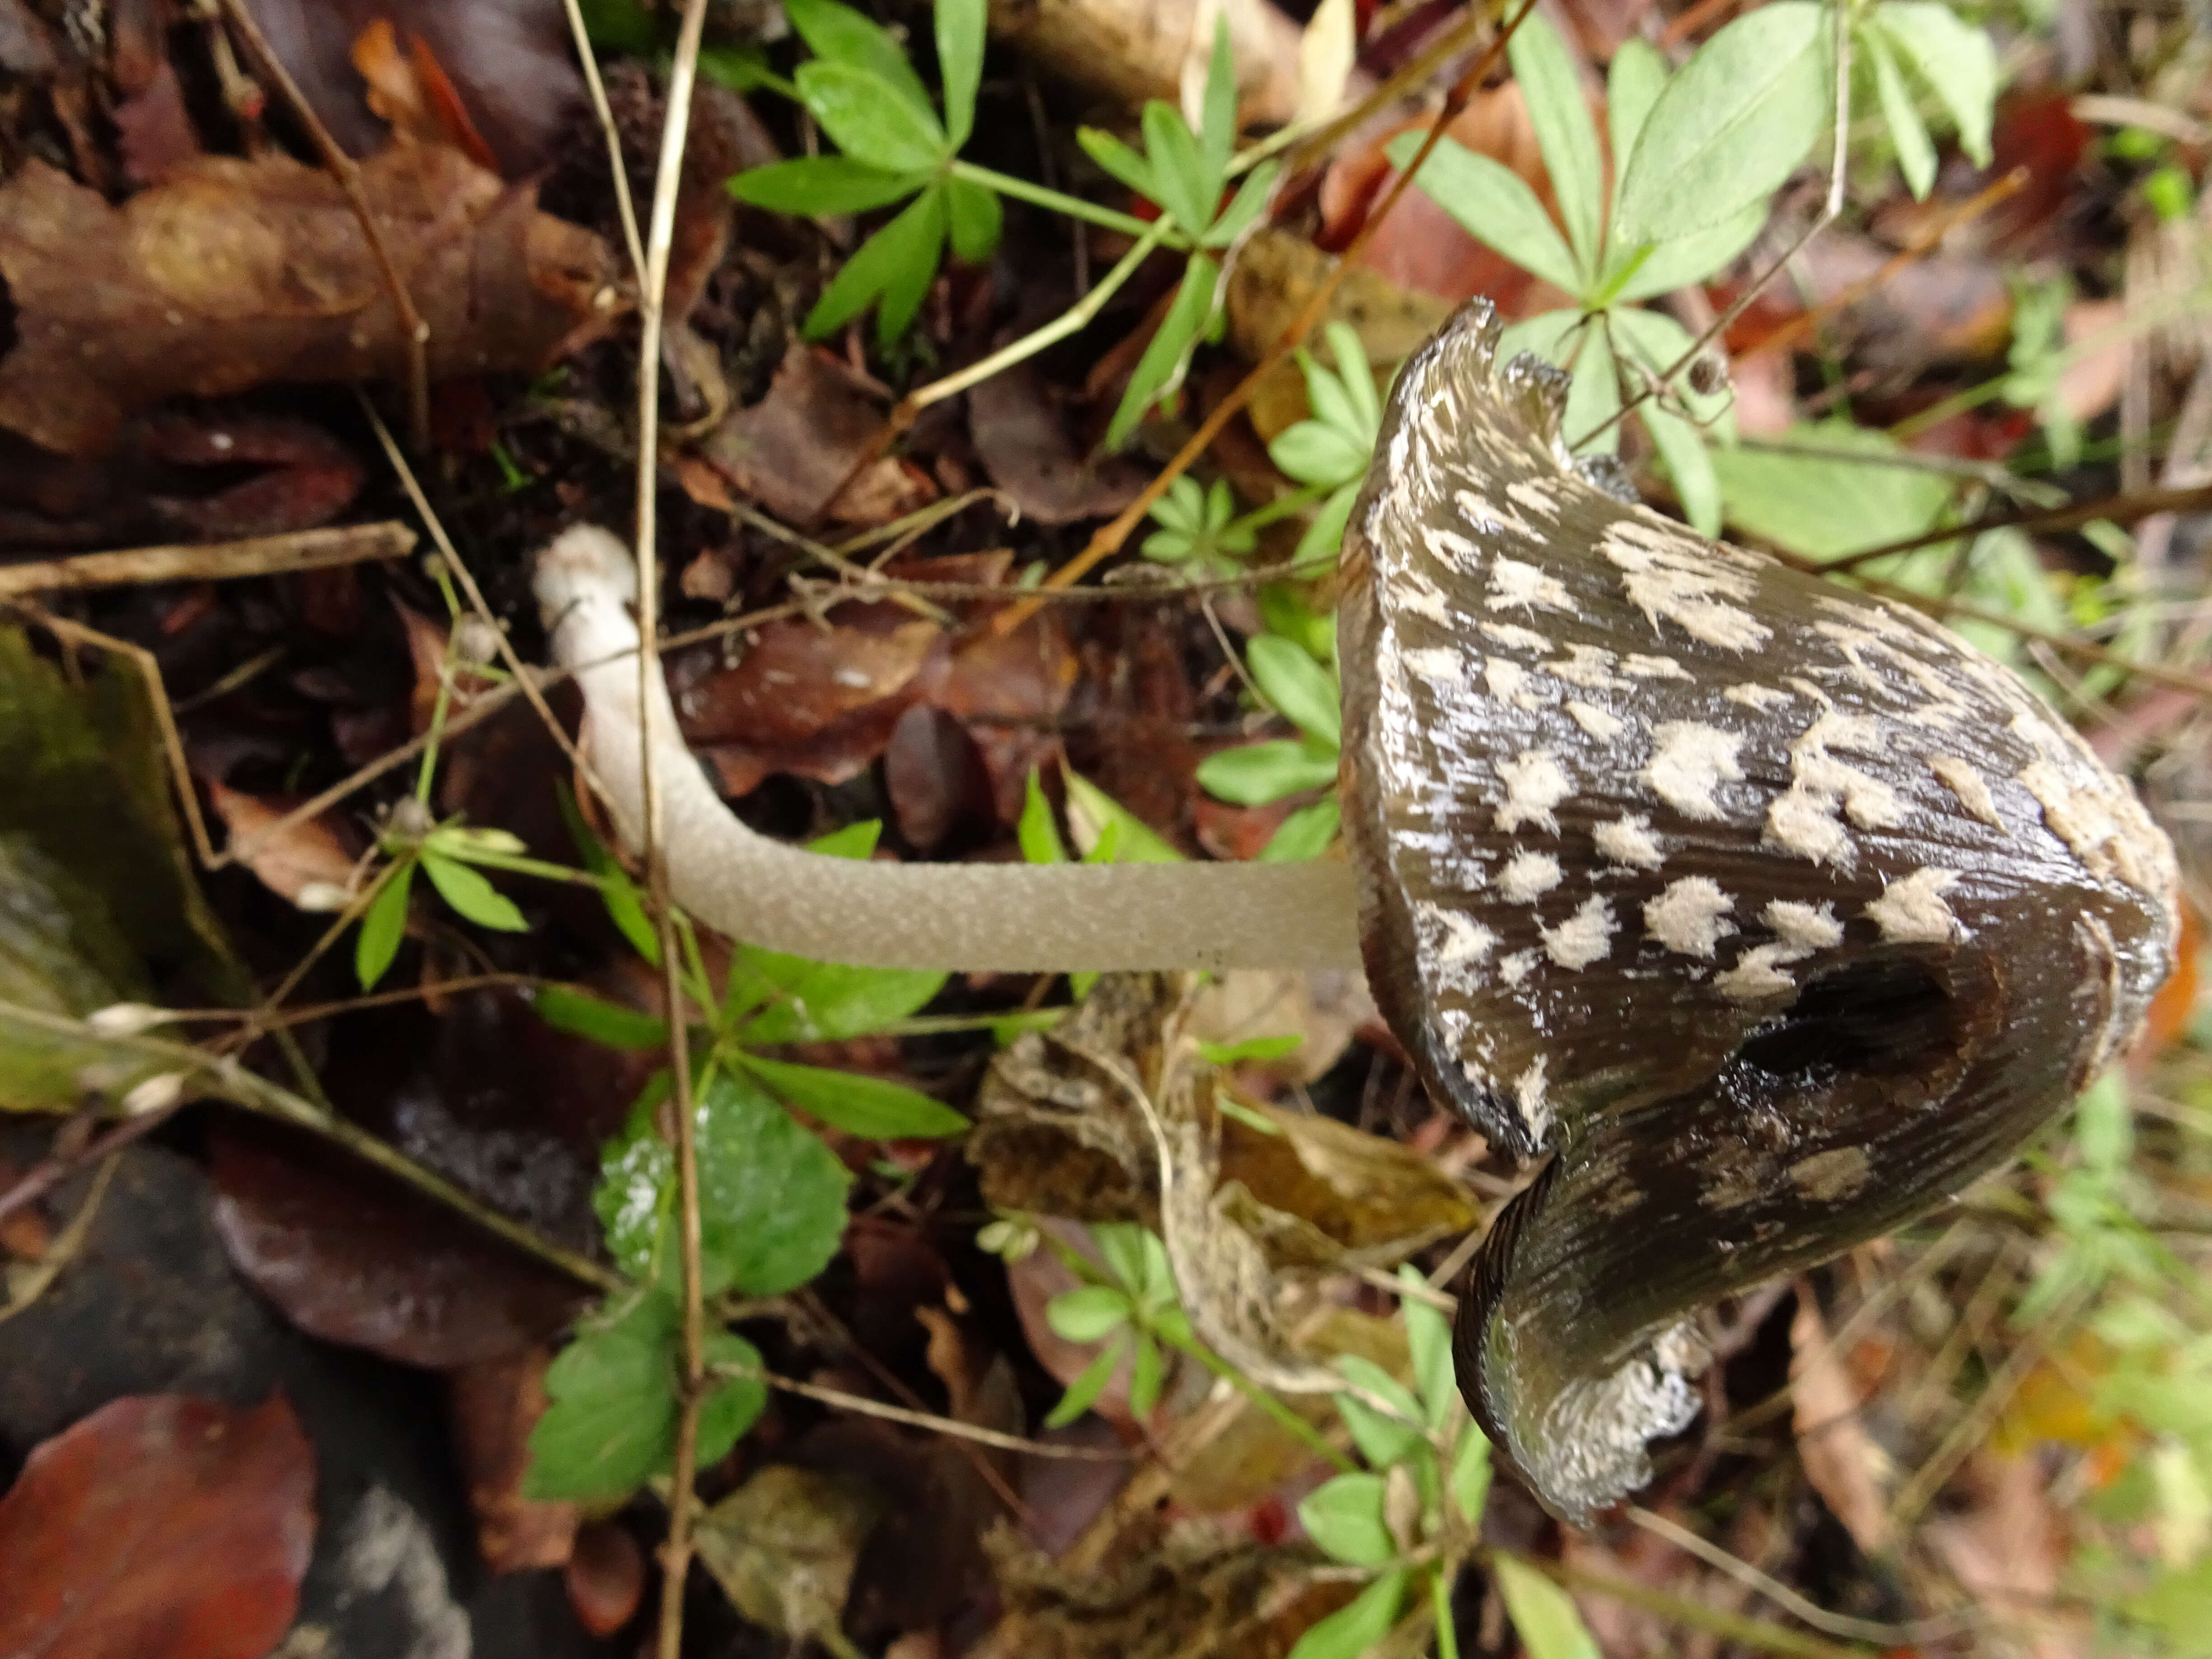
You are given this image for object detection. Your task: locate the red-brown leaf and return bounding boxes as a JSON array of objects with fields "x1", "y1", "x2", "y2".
[{"x1": 0, "y1": 1391, "x2": 315, "y2": 1659}]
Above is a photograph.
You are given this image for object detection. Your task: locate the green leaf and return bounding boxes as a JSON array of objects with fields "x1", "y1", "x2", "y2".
[
  {"x1": 1299, "y1": 1472, "x2": 1399, "y2": 1568},
  {"x1": 782, "y1": 0, "x2": 934, "y2": 116},
  {"x1": 1708, "y1": 421, "x2": 1953, "y2": 561},
  {"x1": 1398, "y1": 1265, "x2": 1456, "y2": 1431},
  {"x1": 1608, "y1": 305, "x2": 1730, "y2": 432},
  {"x1": 698, "y1": 44, "x2": 779, "y2": 94},
  {"x1": 729, "y1": 156, "x2": 931, "y2": 215},
  {"x1": 1246, "y1": 635, "x2": 1341, "y2": 748},
  {"x1": 1321, "y1": 321, "x2": 1380, "y2": 436},
  {"x1": 1611, "y1": 200, "x2": 1765, "y2": 301},
  {"x1": 1866, "y1": 25, "x2": 1936, "y2": 199},
  {"x1": 1260, "y1": 797, "x2": 1340, "y2": 861},
  {"x1": 1509, "y1": 11, "x2": 1605, "y2": 278},
  {"x1": 527, "y1": 1291, "x2": 679, "y2": 1501},
  {"x1": 1877, "y1": 2, "x2": 1997, "y2": 166},
  {"x1": 1640, "y1": 400, "x2": 1722, "y2": 535},
  {"x1": 731, "y1": 956, "x2": 945, "y2": 1045},
  {"x1": 1050, "y1": 1283, "x2": 1134, "y2": 1342},
  {"x1": 804, "y1": 185, "x2": 948, "y2": 344},
  {"x1": 1062, "y1": 771, "x2": 1185, "y2": 863},
  {"x1": 594, "y1": 1070, "x2": 852, "y2": 1295},
  {"x1": 698, "y1": 1330, "x2": 770, "y2": 1465},
  {"x1": 736, "y1": 1054, "x2": 968, "y2": 1139},
  {"x1": 1044, "y1": 1332, "x2": 1126, "y2": 1427},
  {"x1": 1196, "y1": 740, "x2": 1340, "y2": 806},
  {"x1": 1076, "y1": 127, "x2": 1158, "y2": 200},
  {"x1": 1271, "y1": 419, "x2": 1371, "y2": 488},
  {"x1": 1198, "y1": 1033, "x2": 1304, "y2": 1064},
  {"x1": 806, "y1": 820, "x2": 883, "y2": 860},
  {"x1": 1142, "y1": 98, "x2": 1213, "y2": 232},
  {"x1": 1200, "y1": 159, "x2": 1281, "y2": 248},
  {"x1": 1285, "y1": 1570, "x2": 1408, "y2": 1659},
  {"x1": 1606, "y1": 38, "x2": 1667, "y2": 183},
  {"x1": 796, "y1": 60, "x2": 948, "y2": 173},
  {"x1": 1018, "y1": 769, "x2": 1069, "y2": 864},
  {"x1": 1105, "y1": 254, "x2": 1220, "y2": 449},
  {"x1": 1562, "y1": 323, "x2": 1621, "y2": 455},
  {"x1": 1198, "y1": 14, "x2": 1237, "y2": 214},
  {"x1": 1335, "y1": 1355, "x2": 1426, "y2": 1469},
  {"x1": 1384, "y1": 133, "x2": 1581, "y2": 296},
  {"x1": 1612, "y1": 2, "x2": 1828, "y2": 247},
  {"x1": 558, "y1": 783, "x2": 659, "y2": 966},
  {"x1": 1095, "y1": 1221, "x2": 1158, "y2": 1294},
  {"x1": 936, "y1": 0, "x2": 986, "y2": 148},
  {"x1": 533, "y1": 984, "x2": 668, "y2": 1051},
  {"x1": 419, "y1": 851, "x2": 528, "y2": 933},
  {"x1": 356, "y1": 859, "x2": 415, "y2": 990},
  {"x1": 1447, "y1": 1425, "x2": 1492, "y2": 1526},
  {"x1": 1128, "y1": 1331, "x2": 1166, "y2": 1418},
  {"x1": 1495, "y1": 307, "x2": 1579, "y2": 371},
  {"x1": 1490, "y1": 1555, "x2": 1600, "y2": 1659},
  {"x1": 1291, "y1": 483, "x2": 1358, "y2": 566},
  {"x1": 946, "y1": 173, "x2": 1002, "y2": 263}
]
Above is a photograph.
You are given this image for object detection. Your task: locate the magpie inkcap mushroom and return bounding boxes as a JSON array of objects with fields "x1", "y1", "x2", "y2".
[{"x1": 1339, "y1": 298, "x2": 2179, "y2": 1522}]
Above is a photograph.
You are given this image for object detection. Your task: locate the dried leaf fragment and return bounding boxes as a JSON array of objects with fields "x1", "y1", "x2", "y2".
[{"x1": 0, "y1": 146, "x2": 620, "y2": 456}]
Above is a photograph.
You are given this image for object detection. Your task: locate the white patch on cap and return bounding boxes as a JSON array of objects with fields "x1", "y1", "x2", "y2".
[
  {"x1": 1512, "y1": 1054, "x2": 1552, "y2": 1142},
  {"x1": 1601, "y1": 522, "x2": 1772, "y2": 652},
  {"x1": 2019, "y1": 759, "x2": 2122, "y2": 878},
  {"x1": 1866, "y1": 867, "x2": 1963, "y2": 944},
  {"x1": 1788, "y1": 1146, "x2": 1871, "y2": 1203},
  {"x1": 1500, "y1": 850, "x2": 1564, "y2": 903},
  {"x1": 1481, "y1": 621, "x2": 1554, "y2": 654},
  {"x1": 1593, "y1": 814, "x2": 1664, "y2": 869},
  {"x1": 1928, "y1": 753, "x2": 2003, "y2": 829},
  {"x1": 1402, "y1": 645, "x2": 1466, "y2": 682},
  {"x1": 1765, "y1": 711, "x2": 1903, "y2": 868},
  {"x1": 1545, "y1": 645, "x2": 1626, "y2": 690},
  {"x1": 1723, "y1": 683, "x2": 1792, "y2": 712},
  {"x1": 1565, "y1": 700, "x2": 1625, "y2": 741},
  {"x1": 1416, "y1": 900, "x2": 1497, "y2": 969},
  {"x1": 1486, "y1": 659, "x2": 1531, "y2": 703},
  {"x1": 1496, "y1": 749, "x2": 1572, "y2": 833},
  {"x1": 1644, "y1": 877, "x2": 1735, "y2": 959},
  {"x1": 1716, "y1": 943, "x2": 1803, "y2": 1001},
  {"x1": 1642, "y1": 722, "x2": 1743, "y2": 820},
  {"x1": 1623, "y1": 654, "x2": 1692, "y2": 680},
  {"x1": 1764, "y1": 900, "x2": 1843, "y2": 952},
  {"x1": 1498, "y1": 949, "x2": 1539, "y2": 987},
  {"x1": 1488, "y1": 558, "x2": 1572, "y2": 613},
  {"x1": 1506, "y1": 480, "x2": 1559, "y2": 520},
  {"x1": 1542, "y1": 895, "x2": 1616, "y2": 970}
]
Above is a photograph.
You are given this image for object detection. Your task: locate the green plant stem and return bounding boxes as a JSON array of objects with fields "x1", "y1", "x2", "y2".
[
  {"x1": 1431, "y1": 1562, "x2": 1462, "y2": 1659},
  {"x1": 949, "y1": 160, "x2": 1183, "y2": 246},
  {"x1": 1232, "y1": 481, "x2": 1331, "y2": 534},
  {"x1": 905, "y1": 217, "x2": 1175, "y2": 411},
  {"x1": 1172, "y1": 1333, "x2": 1358, "y2": 1473},
  {"x1": 414, "y1": 670, "x2": 453, "y2": 803}
]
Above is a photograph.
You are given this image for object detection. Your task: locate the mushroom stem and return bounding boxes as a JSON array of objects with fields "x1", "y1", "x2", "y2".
[{"x1": 535, "y1": 526, "x2": 1364, "y2": 973}]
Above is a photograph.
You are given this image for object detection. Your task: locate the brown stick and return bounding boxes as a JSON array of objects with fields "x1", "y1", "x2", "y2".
[
  {"x1": 1817, "y1": 481, "x2": 2212, "y2": 573},
  {"x1": 0, "y1": 522, "x2": 415, "y2": 600},
  {"x1": 213, "y1": 0, "x2": 433, "y2": 450}
]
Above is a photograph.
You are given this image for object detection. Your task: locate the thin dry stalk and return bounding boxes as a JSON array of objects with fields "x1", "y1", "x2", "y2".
[{"x1": 0, "y1": 523, "x2": 416, "y2": 600}]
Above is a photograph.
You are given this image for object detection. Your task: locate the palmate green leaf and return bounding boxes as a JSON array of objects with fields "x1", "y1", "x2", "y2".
[
  {"x1": 1105, "y1": 253, "x2": 1220, "y2": 449},
  {"x1": 532, "y1": 983, "x2": 668, "y2": 1051},
  {"x1": 1447, "y1": 1425, "x2": 1492, "y2": 1525},
  {"x1": 1195, "y1": 739, "x2": 1340, "y2": 806},
  {"x1": 1292, "y1": 483, "x2": 1358, "y2": 566},
  {"x1": 795, "y1": 60, "x2": 948, "y2": 172},
  {"x1": 1866, "y1": 25, "x2": 1937, "y2": 199},
  {"x1": 729, "y1": 156, "x2": 932, "y2": 215},
  {"x1": 1608, "y1": 305, "x2": 1730, "y2": 432},
  {"x1": 1384, "y1": 133, "x2": 1579, "y2": 297},
  {"x1": 1246, "y1": 635, "x2": 1340, "y2": 748},
  {"x1": 1562, "y1": 322, "x2": 1621, "y2": 455},
  {"x1": 782, "y1": 0, "x2": 934, "y2": 117},
  {"x1": 1640, "y1": 399, "x2": 1722, "y2": 535},
  {"x1": 1076, "y1": 127, "x2": 1158, "y2": 200},
  {"x1": 736, "y1": 1054, "x2": 968, "y2": 1139},
  {"x1": 1049, "y1": 1283, "x2": 1134, "y2": 1343},
  {"x1": 1045, "y1": 1332, "x2": 1126, "y2": 1427},
  {"x1": 1299, "y1": 1472, "x2": 1399, "y2": 1568},
  {"x1": 1876, "y1": 2, "x2": 1997, "y2": 166},
  {"x1": 1270, "y1": 421, "x2": 1370, "y2": 488},
  {"x1": 804, "y1": 184, "x2": 949, "y2": 345},
  {"x1": 1609, "y1": 202, "x2": 1764, "y2": 302},
  {"x1": 1200, "y1": 159, "x2": 1280, "y2": 249},
  {"x1": 1490, "y1": 1555, "x2": 1600, "y2": 1659},
  {"x1": 1707, "y1": 421, "x2": 1953, "y2": 561},
  {"x1": 729, "y1": 953, "x2": 945, "y2": 1044},
  {"x1": 1285, "y1": 1569, "x2": 1408, "y2": 1659},
  {"x1": 355, "y1": 858, "x2": 414, "y2": 990},
  {"x1": 936, "y1": 0, "x2": 986, "y2": 149},
  {"x1": 1063, "y1": 771, "x2": 1185, "y2": 863},
  {"x1": 1128, "y1": 1330, "x2": 1165, "y2": 1418},
  {"x1": 1260, "y1": 797, "x2": 1340, "y2": 862},
  {"x1": 946, "y1": 173, "x2": 1002, "y2": 263},
  {"x1": 1142, "y1": 98, "x2": 1213, "y2": 233},
  {"x1": 592, "y1": 1069, "x2": 852, "y2": 1294},
  {"x1": 420, "y1": 851, "x2": 529, "y2": 933},
  {"x1": 1398, "y1": 1265, "x2": 1456, "y2": 1431},
  {"x1": 1094, "y1": 1221, "x2": 1159, "y2": 1296},
  {"x1": 1495, "y1": 306, "x2": 1578, "y2": 372},
  {"x1": 1508, "y1": 11, "x2": 1604, "y2": 280},
  {"x1": 1335, "y1": 1355, "x2": 1426, "y2": 1469},
  {"x1": 1198, "y1": 14, "x2": 1237, "y2": 214},
  {"x1": 1612, "y1": 2, "x2": 1828, "y2": 248},
  {"x1": 1606, "y1": 37, "x2": 1667, "y2": 178}
]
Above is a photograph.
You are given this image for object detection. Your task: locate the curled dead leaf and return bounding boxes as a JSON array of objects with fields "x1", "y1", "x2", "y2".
[{"x1": 699, "y1": 344, "x2": 936, "y2": 527}]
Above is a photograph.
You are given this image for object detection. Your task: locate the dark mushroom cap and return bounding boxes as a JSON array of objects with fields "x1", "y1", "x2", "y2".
[{"x1": 1338, "y1": 299, "x2": 2178, "y2": 1523}]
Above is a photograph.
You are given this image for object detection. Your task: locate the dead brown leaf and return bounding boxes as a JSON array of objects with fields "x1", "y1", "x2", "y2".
[
  {"x1": 447, "y1": 1345, "x2": 579, "y2": 1573},
  {"x1": 1925, "y1": 1448, "x2": 2089, "y2": 1659},
  {"x1": 1788, "y1": 1286, "x2": 1895, "y2": 1558},
  {"x1": 699, "y1": 343, "x2": 937, "y2": 527},
  {"x1": 969, "y1": 359, "x2": 1148, "y2": 525},
  {"x1": 204, "y1": 778, "x2": 362, "y2": 909},
  {"x1": 0, "y1": 145, "x2": 619, "y2": 456},
  {"x1": 694, "y1": 1463, "x2": 888, "y2": 1645},
  {"x1": 350, "y1": 19, "x2": 500, "y2": 171}
]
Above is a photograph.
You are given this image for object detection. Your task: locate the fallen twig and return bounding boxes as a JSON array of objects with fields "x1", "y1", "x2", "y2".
[{"x1": 0, "y1": 523, "x2": 415, "y2": 600}]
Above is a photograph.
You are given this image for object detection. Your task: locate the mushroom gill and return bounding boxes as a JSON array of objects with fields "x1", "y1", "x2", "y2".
[{"x1": 1338, "y1": 299, "x2": 2179, "y2": 1523}]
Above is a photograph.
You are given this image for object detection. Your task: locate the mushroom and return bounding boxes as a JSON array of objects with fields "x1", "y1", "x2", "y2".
[{"x1": 536, "y1": 299, "x2": 2178, "y2": 1523}]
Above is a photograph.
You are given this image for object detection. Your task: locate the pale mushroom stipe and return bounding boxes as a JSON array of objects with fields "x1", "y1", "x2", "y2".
[{"x1": 536, "y1": 299, "x2": 2179, "y2": 1524}]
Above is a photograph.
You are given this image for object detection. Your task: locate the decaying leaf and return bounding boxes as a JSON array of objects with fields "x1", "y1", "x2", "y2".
[
  {"x1": 1788, "y1": 1287, "x2": 1895, "y2": 1558},
  {"x1": 973, "y1": 974, "x2": 1473, "y2": 1390},
  {"x1": 694, "y1": 1463, "x2": 887, "y2": 1645},
  {"x1": 204, "y1": 779, "x2": 362, "y2": 911},
  {"x1": 1186, "y1": 967, "x2": 1375, "y2": 1085},
  {"x1": 447, "y1": 1345, "x2": 579, "y2": 1573},
  {"x1": 0, "y1": 1391, "x2": 315, "y2": 1659},
  {"x1": 969, "y1": 359, "x2": 1148, "y2": 526},
  {"x1": 698, "y1": 343, "x2": 936, "y2": 527},
  {"x1": 0, "y1": 145, "x2": 621, "y2": 456}
]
